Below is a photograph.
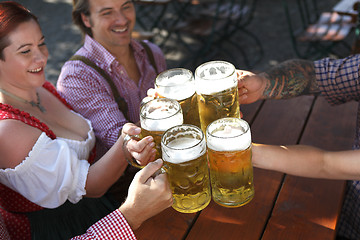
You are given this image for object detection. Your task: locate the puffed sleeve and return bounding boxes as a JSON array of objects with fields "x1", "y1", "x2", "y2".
[{"x1": 0, "y1": 132, "x2": 90, "y2": 208}]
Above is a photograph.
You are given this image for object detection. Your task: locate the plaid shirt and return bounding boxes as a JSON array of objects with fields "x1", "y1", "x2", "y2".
[
  {"x1": 314, "y1": 54, "x2": 360, "y2": 240},
  {"x1": 71, "y1": 209, "x2": 136, "y2": 240},
  {"x1": 0, "y1": 209, "x2": 136, "y2": 240},
  {"x1": 57, "y1": 35, "x2": 166, "y2": 158}
]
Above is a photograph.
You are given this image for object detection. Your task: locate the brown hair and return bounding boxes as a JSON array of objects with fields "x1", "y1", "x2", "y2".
[
  {"x1": 72, "y1": 0, "x2": 92, "y2": 37},
  {"x1": 0, "y1": 1, "x2": 39, "y2": 60}
]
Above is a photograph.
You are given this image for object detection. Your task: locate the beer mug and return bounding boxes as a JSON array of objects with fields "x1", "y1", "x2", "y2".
[
  {"x1": 155, "y1": 68, "x2": 201, "y2": 128},
  {"x1": 125, "y1": 98, "x2": 183, "y2": 168},
  {"x1": 195, "y1": 61, "x2": 240, "y2": 134},
  {"x1": 161, "y1": 124, "x2": 211, "y2": 213},
  {"x1": 206, "y1": 117, "x2": 254, "y2": 207}
]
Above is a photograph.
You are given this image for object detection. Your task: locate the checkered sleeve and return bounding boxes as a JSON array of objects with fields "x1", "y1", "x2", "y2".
[
  {"x1": 71, "y1": 209, "x2": 137, "y2": 240},
  {"x1": 314, "y1": 55, "x2": 360, "y2": 105}
]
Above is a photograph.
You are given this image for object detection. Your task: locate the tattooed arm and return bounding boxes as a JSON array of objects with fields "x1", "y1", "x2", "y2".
[
  {"x1": 262, "y1": 59, "x2": 320, "y2": 98},
  {"x1": 238, "y1": 59, "x2": 320, "y2": 104}
]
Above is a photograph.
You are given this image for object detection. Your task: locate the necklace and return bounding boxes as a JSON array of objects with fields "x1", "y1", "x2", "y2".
[{"x1": 0, "y1": 88, "x2": 46, "y2": 113}]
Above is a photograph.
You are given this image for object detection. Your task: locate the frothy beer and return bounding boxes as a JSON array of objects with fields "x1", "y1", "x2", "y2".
[
  {"x1": 155, "y1": 68, "x2": 201, "y2": 127},
  {"x1": 206, "y1": 118, "x2": 254, "y2": 207},
  {"x1": 162, "y1": 125, "x2": 211, "y2": 213},
  {"x1": 140, "y1": 98, "x2": 183, "y2": 160},
  {"x1": 195, "y1": 61, "x2": 240, "y2": 134}
]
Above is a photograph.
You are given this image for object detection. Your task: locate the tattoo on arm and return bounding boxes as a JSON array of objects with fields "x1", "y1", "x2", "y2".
[{"x1": 261, "y1": 59, "x2": 320, "y2": 99}]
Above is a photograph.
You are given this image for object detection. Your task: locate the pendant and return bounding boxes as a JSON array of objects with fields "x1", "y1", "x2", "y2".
[
  {"x1": 30, "y1": 101, "x2": 46, "y2": 113},
  {"x1": 37, "y1": 104, "x2": 47, "y2": 113}
]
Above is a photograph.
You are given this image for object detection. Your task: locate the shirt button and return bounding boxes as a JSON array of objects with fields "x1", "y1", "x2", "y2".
[{"x1": 121, "y1": 70, "x2": 124, "y2": 74}]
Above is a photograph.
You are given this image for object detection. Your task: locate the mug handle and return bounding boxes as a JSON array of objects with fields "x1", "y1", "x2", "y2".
[{"x1": 152, "y1": 166, "x2": 167, "y2": 178}]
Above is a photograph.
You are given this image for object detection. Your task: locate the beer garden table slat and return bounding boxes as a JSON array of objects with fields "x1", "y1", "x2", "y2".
[
  {"x1": 262, "y1": 177, "x2": 345, "y2": 239},
  {"x1": 299, "y1": 97, "x2": 357, "y2": 151},
  {"x1": 133, "y1": 208, "x2": 197, "y2": 239},
  {"x1": 185, "y1": 96, "x2": 315, "y2": 240},
  {"x1": 262, "y1": 97, "x2": 357, "y2": 239},
  {"x1": 135, "y1": 95, "x2": 354, "y2": 239}
]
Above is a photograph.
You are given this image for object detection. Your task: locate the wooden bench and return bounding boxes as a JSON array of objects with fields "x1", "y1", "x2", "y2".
[
  {"x1": 283, "y1": 0, "x2": 355, "y2": 59},
  {"x1": 333, "y1": 0, "x2": 359, "y2": 17},
  {"x1": 298, "y1": 12, "x2": 354, "y2": 42}
]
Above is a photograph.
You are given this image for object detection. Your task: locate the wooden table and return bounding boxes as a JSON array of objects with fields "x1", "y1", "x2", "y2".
[{"x1": 134, "y1": 95, "x2": 357, "y2": 240}]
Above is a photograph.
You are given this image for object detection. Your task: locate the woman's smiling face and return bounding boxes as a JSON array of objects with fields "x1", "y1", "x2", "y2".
[{"x1": 0, "y1": 19, "x2": 48, "y2": 89}]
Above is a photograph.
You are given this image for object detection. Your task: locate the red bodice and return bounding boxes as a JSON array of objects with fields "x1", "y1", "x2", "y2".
[{"x1": 0, "y1": 82, "x2": 95, "y2": 239}]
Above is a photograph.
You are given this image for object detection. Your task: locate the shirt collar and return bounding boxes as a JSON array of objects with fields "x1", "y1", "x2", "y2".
[{"x1": 83, "y1": 35, "x2": 147, "y2": 68}]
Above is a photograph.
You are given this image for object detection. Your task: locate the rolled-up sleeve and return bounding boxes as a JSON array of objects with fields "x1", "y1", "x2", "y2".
[
  {"x1": 0, "y1": 132, "x2": 90, "y2": 208},
  {"x1": 314, "y1": 55, "x2": 360, "y2": 105}
]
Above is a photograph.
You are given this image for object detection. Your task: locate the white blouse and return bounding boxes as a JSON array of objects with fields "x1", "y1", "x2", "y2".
[{"x1": 0, "y1": 112, "x2": 95, "y2": 209}]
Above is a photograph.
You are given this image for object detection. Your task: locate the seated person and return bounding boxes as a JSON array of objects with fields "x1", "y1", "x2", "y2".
[
  {"x1": 57, "y1": 0, "x2": 166, "y2": 203},
  {"x1": 0, "y1": 2, "x2": 155, "y2": 239},
  {"x1": 57, "y1": 0, "x2": 166, "y2": 160}
]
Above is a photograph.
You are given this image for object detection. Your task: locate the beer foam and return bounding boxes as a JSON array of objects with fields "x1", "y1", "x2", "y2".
[
  {"x1": 195, "y1": 74, "x2": 236, "y2": 95},
  {"x1": 207, "y1": 126, "x2": 251, "y2": 151},
  {"x1": 195, "y1": 62, "x2": 236, "y2": 95},
  {"x1": 160, "y1": 74, "x2": 189, "y2": 85},
  {"x1": 163, "y1": 137, "x2": 205, "y2": 164},
  {"x1": 156, "y1": 74, "x2": 195, "y2": 100},
  {"x1": 200, "y1": 66, "x2": 230, "y2": 79},
  {"x1": 142, "y1": 107, "x2": 183, "y2": 131}
]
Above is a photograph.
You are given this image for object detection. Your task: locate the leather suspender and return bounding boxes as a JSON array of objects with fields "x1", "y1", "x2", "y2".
[
  {"x1": 139, "y1": 41, "x2": 159, "y2": 74},
  {"x1": 69, "y1": 54, "x2": 130, "y2": 120},
  {"x1": 69, "y1": 41, "x2": 158, "y2": 121}
]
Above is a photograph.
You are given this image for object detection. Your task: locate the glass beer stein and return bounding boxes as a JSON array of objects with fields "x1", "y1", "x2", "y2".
[
  {"x1": 161, "y1": 124, "x2": 211, "y2": 213},
  {"x1": 155, "y1": 68, "x2": 201, "y2": 128},
  {"x1": 125, "y1": 98, "x2": 183, "y2": 168},
  {"x1": 195, "y1": 61, "x2": 240, "y2": 134},
  {"x1": 206, "y1": 117, "x2": 254, "y2": 207}
]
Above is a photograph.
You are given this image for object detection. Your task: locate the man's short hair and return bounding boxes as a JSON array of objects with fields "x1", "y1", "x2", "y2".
[{"x1": 72, "y1": 0, "x2": 92, "y2": 37}]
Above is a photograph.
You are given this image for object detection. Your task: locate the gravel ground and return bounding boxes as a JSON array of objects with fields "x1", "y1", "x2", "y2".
[{"x1": 16, "y1": 0, "x2": 346, "y2": 84}]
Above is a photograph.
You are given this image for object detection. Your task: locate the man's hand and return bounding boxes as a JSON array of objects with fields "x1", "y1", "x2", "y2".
[{"x1": 119, "y1": 159, "x2": 173, "y2": 229}]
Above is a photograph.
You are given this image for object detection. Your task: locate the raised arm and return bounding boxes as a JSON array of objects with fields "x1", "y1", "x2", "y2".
[
  {"x1": 0, "y1": 121, "x2": 156, "y2": 207},
  {"x1": 252, "y1": 144, "x2": 360, "y2": 180},
  {"x1": 238, "y1": 59, "x2": 320, "y2": 104},
  {"x1": 85, "y1": 123, "x2": 156, "y2": 197}
]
